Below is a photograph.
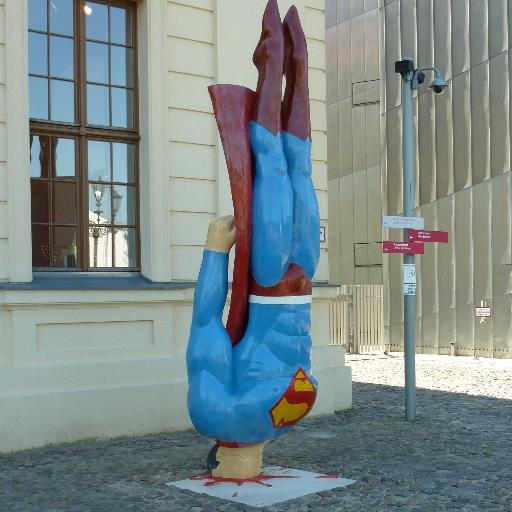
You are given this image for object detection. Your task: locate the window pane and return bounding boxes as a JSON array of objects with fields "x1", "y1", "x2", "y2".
[
  {"x1": 29, "y1": 32, "x2": 48, "y2": 76},
  {"x1": 87, "y1": 84, "x2": 109, "y2": 126},
  {"x1": 112, "y1": 185, "x2": 135, "y2": 225},
  {"x1": 50, "y1": 36, "x2": 74, "y2": 79},
  {"x1": 29, "y1": 0, "x2": 48, "y2": 32},
  {"x1": 53, "y1": 182, "x2": 76, "y2": 224},
  {"x1": 111, "y1": 46, "x2": 133, "y2": 87},
  {"x1": 54, "y1": 138, "x2": 75, "y2": 177},
  {"x1": 31, "y1": 180, "x2": 49, "y2": 223},
  {"x1": 86, "y1": 42, "x2": 109, "y2": 84},
  {"x1": 49, "y1": 0, "x2": 73, "y2": 36},
  {"x1": 111, "y1": 88, "x2": 133, "y2": 128},
  {"x1": 50, "y1": 79, "x2": 74, "y2": 122},
  {"x1": 29, "y1": 76, "x2": 49, "y2": 120},
  {"x1": 86, "y1": 2, "x2": 108, "y2": 42},
  {"x1": 32, "y1": 225, "x2": 50, "y2": 267},
  {"x1": 114, "y1": 228, "x2": 136, "y2": 267},
  {"x1": 30, "y1": 135, "x2": 50, "y2": 178},
  {"x1": 112, "y1": 143, "x2": 134, "y2": 183},
  {"x1": 89, "y1": 183, "x2": 112, "y2": 223},
  {"x1": 89, "y1": 227, "x2": 113, "y2": 267},
  {"x1": 88, "y1": 140, "x2": 111, "y2": 181},
  {"x1": 54, "y1": 227, "x2": 78, "y2": 268},
  {"x1": 110, "y1": 6, "x2": 132, "y2": 46}
]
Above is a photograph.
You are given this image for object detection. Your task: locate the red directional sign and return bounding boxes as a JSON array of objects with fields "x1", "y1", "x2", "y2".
[
  {"x1": 382, "y1": 241, "x2": 424, "y2": 254},
  {"x1": 408, "y1": 229, "x2": 448, "y2": 243}
]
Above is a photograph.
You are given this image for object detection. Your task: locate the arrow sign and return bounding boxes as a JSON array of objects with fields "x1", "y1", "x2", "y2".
[
  {"x1": 383, "y1": 216, "x2": 424, "y2": 230},
  {"x1": 409, "y1": 229, "x2": 448, "y2": 243},
  {"x1": 383, "y1": 241, "x2": 424, "y2": 254}
]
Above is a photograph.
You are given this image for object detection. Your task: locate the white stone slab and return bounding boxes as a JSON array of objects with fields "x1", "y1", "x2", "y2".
[{"x1": 168, "y1": 466, "x2": 356, "y2": 508}]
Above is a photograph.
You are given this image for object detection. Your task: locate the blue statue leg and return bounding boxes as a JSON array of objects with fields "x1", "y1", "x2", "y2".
[
  {"x1": 283, "y1": 132, "x2": 320, "y2": 279},
  {"x1": 250, "y1": 121, "x2": 293, "y2": 287}
]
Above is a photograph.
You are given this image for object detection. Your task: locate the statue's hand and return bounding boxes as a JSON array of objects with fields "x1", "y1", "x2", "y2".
[{"x1": 206, "y1": 215, "x2": 236, "y2": 253}]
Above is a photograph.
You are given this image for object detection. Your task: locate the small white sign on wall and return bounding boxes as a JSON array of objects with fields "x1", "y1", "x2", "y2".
[{"x1": 320, "y1": 226, "x2": 326, "y2": 243}]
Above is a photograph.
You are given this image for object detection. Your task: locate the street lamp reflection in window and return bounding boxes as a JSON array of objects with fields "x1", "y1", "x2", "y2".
[{"x1": 89, "y1": 178, "x2": 124, "y2": 268}]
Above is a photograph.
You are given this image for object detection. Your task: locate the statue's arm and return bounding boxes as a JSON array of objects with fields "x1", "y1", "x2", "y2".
[{"x1": 192, "y1": 216, "x2": 236, "y2": 328}]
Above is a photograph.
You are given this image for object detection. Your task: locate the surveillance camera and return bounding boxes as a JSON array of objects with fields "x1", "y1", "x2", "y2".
[{"x1": 430, "y1": 76, "x2": 447, "y2": 95}]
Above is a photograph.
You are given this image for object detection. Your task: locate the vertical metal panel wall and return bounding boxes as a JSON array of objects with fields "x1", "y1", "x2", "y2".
[
  {"x1": 380, "y1": 0, "x2": 512, "y2": 358},
  {"x1": 326, "y1": 0, "x2": 383, "y2": 286}
]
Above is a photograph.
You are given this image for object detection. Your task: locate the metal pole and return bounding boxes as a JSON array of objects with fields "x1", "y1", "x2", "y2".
[{"x1": 401, "y1": 70, "x2": 416, "y2": 422}]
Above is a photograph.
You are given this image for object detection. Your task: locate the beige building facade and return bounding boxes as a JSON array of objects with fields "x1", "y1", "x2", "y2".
[
  {"x1": 326, "y1": 0, "x2": 382, "y2": 286},
  {"x1": 327, "y1": 0, "x2": 512, "y2": 358},
  {"x1": 0, "y1": 0, "x2": 352, "y2": 453}
]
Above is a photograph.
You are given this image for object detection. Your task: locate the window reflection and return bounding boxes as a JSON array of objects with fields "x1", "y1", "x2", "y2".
[
  {"x1": 53, "y1": 182, "x2": 76, "y2": 224},
  {"x1": 29, "y1": 0, "x2": 47, "y2": 32},
  {"x1": 53, "y1": 226, "x2": 78, "y2": 267},
  {"x1": 114, "y1": 228, "x2": 136, "y2": 267},
  {"x1": 110, "y1": 46, "x2": 133, "y2": 87},
  {"x1": 87, "y1": 84, "x2": 109, "y2": 125},
  {"x1": 54, "y1": 138, "x2": 75, "y2": 177},
  {"x1": 110, "y1": 6, "x2": 132, "y2": 46},
  {"x1": 32, "y1": 225, "x2": 50, "y2": 267},
  {"x1": 112, "y1": 185, "x2": 135, "y2": 225},
  {"x1": 86, "y1": 2, "x2": 109, "y2": 41},
  {"x1": 30, "y1": 135, "x2": 50, "y2": 178},
  {"x1": 88, "y1": 140, "x2": 111, "y2": 181},
  {"x1": 49, "y1": 0, "x2": 74, "y2": 36},
  {"x1": 87, "y1": 42, "x2": 109, "y2": 84},
  {"x1": 29, "y1": 32, "x2": 48, "y2": 75},
  {"x1": 89, "y1": 182, "x2": 112, "y2": 223},
  {"x1": 31, "y1": 180, "x2": 49, "y2": 223},
  {"x1": 50, "y1": 36, "x2": 74, "y2": 79},
  {"x1": 85, "y1": 3, "x2": 134, "y2": 129},
  {"x1": 111, "y1": 88, "x2": 133, "y2": 128},
  {"x1": 29, "y1": 0, "x2": 138, "y2": 270},
  {"x1": 50, "y1": 79, "x2": 74, "y2": 122},
  {"x1": 29, "y1": 77, "x2": 49, "y2": 120},
  {"x1": 29, "y1": 0, "x2": 75, "y2": 123},
  {"x1": 112, "y1": 143, "x2": 134, "y2": 183},
  {"x1": 89, "y1": 227, "x2": 112, "y2": 268}
]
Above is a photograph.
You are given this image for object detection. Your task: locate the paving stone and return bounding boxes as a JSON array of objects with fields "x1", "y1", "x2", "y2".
[{"x1": 0, "y1": 354, "x2": 511, "y2": 511}]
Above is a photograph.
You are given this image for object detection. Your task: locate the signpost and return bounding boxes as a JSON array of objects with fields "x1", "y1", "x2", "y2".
[
  {"x1": 382, "y1": 224, "x2": 449, "y2": 423},
  {"x1": 383, "y1": 216, "x2": 424, "y2": 230},
  {"x1": 409, "y1": 229, "x2": 449, "y2": 243},
  {"x1": 392, "y1": 58, "x2": 448, "y2": 423},
  {"x1": 383, "y1": 241, "x2": 424, "y2": 254}
]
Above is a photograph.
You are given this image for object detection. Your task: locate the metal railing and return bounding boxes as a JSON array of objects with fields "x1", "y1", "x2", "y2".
[{"x1": 330, "y1": 285, "x2": 384, "y2": 354}]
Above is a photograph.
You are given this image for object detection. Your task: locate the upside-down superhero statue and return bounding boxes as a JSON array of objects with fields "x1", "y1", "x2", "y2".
[{"x1": 187, "y1": 0, "x2": 320, "y2": 480}]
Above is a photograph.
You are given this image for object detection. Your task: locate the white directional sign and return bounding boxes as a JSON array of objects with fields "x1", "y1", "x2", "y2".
[
  {"x1": 403, "y1": 264, "x2": 416, "y2": 284},
  {"x1": 383, "y1": 216, "x2": 425, "y2": 230}
]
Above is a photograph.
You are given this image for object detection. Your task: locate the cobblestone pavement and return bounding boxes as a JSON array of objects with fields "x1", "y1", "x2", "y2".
[{"x1": 1, "y1": 354, "x2": 511, "y2": 512}]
